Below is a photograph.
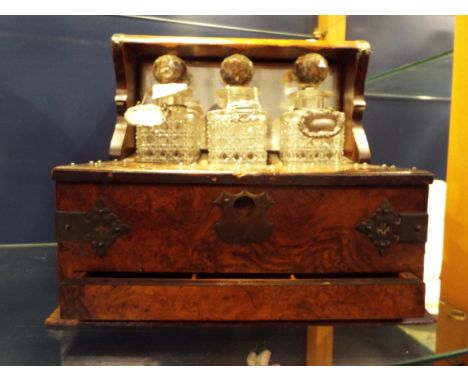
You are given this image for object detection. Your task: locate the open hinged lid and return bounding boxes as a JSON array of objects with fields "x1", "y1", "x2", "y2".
[{"x1": 109, "y1": 34, "x2": 372, "y2": 163}]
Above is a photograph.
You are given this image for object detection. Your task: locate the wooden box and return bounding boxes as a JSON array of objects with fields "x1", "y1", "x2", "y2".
[{"x1": 52, "y1": 35, "x2": 433, "y2": 322}]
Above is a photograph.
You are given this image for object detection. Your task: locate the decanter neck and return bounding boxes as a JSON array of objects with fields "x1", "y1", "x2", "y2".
[
  {"x1": 291, "y1": 87, "x2": 326, "y2": 109},
  {"x1": 217, "y1": 86, "x2": 262, "y2": 111}
]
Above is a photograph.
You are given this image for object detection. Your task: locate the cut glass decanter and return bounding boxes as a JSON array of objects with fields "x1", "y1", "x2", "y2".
[
  {"x1": 280, "y1": 53, "x2": 345, "y2": 165},
  {"x1": 207, "y1": 54, "x2": 268, "y2": 165},
  {"x1": 125, "y1": 54, "x2": 204, "y2": 164}
]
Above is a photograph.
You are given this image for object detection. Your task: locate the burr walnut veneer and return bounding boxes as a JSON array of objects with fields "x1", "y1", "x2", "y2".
[
  {"x1": 53, "y1": 161, "x2": 432, "y2": 322},
  {"x1": 50, "y1": 35, "x2": 433, "y2": 323}
]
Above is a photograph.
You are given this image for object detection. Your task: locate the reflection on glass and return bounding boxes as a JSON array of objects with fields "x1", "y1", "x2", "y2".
[
  {"x1": 365, "y1": 50, "x2": 453, "y2": 101},
  {"x1": 280, "y1": 53, "x2": 345, "y2": 165},
  {"x1": 49, "y1": 304, "x2": 468, "y2": 366},
  {"x1": 207, "y1": 54, "x2": 268, "y2": 165}
]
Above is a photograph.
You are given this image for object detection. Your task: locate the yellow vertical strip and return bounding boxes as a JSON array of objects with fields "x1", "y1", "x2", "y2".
[
  {"x1": 304, "y1": 17, "x2": 341, "y2": 362},
  {"x1": 304, "y1": 18, "x2": 343, "y2": 365},
  {"x1": 317, "y1": 15, "x2": 347, "y2": 41},
  {"x1": 306, "y1": 326, "x2": 334, "y2": 365},
  {"x1": 440, "y1": 16, "x2": 468, "y2": 312},
  {"x1": 435, "y1": 301, "x2": 468, "y2": 365}
]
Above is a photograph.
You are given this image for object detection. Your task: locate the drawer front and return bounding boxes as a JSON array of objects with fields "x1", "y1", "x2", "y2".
[
  {"x1": 56, "y1": 183, "x2": 428, "y2": 278},
  {"x1": 59, "y1": 273, "x2": 425, "y2": 321}
]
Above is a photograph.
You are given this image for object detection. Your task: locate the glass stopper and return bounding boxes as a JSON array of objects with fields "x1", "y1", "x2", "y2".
[
  {"x1": 152, "y1": 54, "x2": 187, "y2": 84},
  {"x1": 220, "y1": 54, "x2": 254, "y2": 86},
  {"x1": 293, "y1": 53, "x2": 329, "y2": 87}
]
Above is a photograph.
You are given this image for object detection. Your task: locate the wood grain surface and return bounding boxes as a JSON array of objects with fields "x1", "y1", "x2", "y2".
[
  {"x1": 56, "y1": 183, "x2": 428, "y2": 279},
  {"x1": 59, "y1": 273, "x2": 425, "y2": 321}
]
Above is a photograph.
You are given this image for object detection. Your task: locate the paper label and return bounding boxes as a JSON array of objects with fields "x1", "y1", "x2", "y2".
[{"x1": 152, "y1": 83, "x2": 188, "y2": 99}]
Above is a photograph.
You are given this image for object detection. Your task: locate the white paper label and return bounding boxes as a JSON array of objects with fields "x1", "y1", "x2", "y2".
[{"x1": 152, "y1": 83, "x2": 188, "y2": 99}]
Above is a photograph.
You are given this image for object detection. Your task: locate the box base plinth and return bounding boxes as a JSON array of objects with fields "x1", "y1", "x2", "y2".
[{"x1": 44, "y1": 307, "x2": 435, "y2": 329}]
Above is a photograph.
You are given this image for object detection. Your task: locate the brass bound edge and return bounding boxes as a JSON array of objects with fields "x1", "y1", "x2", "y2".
[{"x1": 52, "y1": 165, "x2": 434, "y2": 186}]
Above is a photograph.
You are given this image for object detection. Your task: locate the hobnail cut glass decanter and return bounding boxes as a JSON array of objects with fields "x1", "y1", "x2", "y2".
[
  {"x1": 126, "y1": 54, "x2": 204, "y2": 164},
  {"x1": 207, "y1": 54, "x2": 268, "y2": 165},
  {"x1": 280, "y1": 53, "x2": 345, "y2": 165}
]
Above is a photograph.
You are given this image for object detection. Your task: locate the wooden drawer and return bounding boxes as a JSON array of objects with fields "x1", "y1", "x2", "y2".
[
  {"x1": 56, "y1": 183, "x2": 428, "y2": 278},
  {"x1": 60, "y1": 272, "x2": 425, "y2": 321}
]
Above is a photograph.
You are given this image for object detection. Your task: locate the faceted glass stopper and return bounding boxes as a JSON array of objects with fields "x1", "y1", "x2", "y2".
[
  {"x1": 293, "y1": 53, "x2": 329, "y2": 87},
  {"x1": 152, "y1": 54, "x2": 187, "y2": 84},
  {"x1": 220, "y1": 54, "x2": 254, "y2": 86}
]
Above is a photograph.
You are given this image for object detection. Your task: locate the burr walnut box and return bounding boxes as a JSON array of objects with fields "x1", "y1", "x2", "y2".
[{"x1": 51, "y1": 35, "x2": 433, "y2": 322}]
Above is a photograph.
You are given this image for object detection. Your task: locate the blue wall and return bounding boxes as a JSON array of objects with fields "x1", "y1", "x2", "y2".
[
  {"x1": 0, "y1": 16, "x2": 453, "y2": 243},
  {"x1": 347, "y1": 15, "x2": 453, "y2": 178}
]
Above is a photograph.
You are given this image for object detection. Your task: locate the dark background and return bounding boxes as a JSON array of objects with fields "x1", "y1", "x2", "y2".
[{"x1": 0, "y1": 15, "x2": 453, "y2": 244}]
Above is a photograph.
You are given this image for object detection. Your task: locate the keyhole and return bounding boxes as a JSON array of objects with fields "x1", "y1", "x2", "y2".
[{"x1": 233, "y1": 196, "x2": 256, "y2": 218}]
